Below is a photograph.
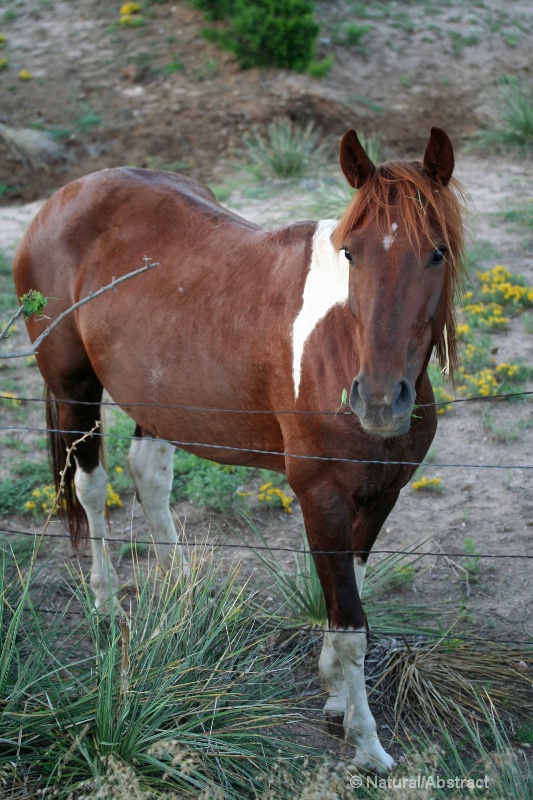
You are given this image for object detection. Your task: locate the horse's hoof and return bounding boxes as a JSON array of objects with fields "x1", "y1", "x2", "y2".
[
  {"x1": 323, "y1": 694, "x2": 346, "y2": 737},
  {"x1": 351, "y1": 744, "x2": 395, "y2": 775},
  {"x1": 324, "y1": 711, "x2": 344, "y2": 737}
]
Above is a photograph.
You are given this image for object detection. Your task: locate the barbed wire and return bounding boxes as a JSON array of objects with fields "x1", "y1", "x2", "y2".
[
  {"x1": 1, "y1": 423, "x2": 532, "y2": 469},
  {"x1": 1, "y1": 389, "x2": 532, "y2": 415},
  {"x1": 18, "y1": 601, "x2": 533, "y2": 646},
  {"x1": 2, "y1": 393, "x2": 531, "y2": 646},
  {"x1": 1, "y1": 524, "x2": 532, "y2": 560}
]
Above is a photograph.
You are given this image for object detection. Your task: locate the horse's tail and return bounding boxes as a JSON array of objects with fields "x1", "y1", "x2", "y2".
[{"x1": 46, "y1": 388, "x2": 88, "y2": 547}]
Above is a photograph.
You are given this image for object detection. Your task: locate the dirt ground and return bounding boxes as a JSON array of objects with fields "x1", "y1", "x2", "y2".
[
  {"x1": 1, "y1": 0, "x2": 532, "y2": 201},
  {"x1": 0, "y1": 0, "x2": 532, "y2": 768}
]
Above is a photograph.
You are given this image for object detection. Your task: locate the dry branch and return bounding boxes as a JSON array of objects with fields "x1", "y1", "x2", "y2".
[{"x1": 0, "y1": 257, "x2": 159, "y2": 359}]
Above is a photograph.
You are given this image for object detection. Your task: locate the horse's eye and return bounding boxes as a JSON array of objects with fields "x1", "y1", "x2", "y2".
[
  {"x1": 430, "y1": 248, "x2": 446, "y2": 266},
  {"x1": 343, "y1": 248, "x2": 354, "y2": 263}
]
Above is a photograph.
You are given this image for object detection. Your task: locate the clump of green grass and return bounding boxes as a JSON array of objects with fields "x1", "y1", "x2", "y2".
[
  {"x1": 243, "y1": 118, "x2": 331, "y2": 179},
  {"x1": 482, "y1": 75, "x2": 533, "y2": 154},
  {"x1": 244, "y1": 524, "x2": 448, "y2": 635},
  {"x1": 0, "y1": 549, "x2": 310, "y2": 799}
]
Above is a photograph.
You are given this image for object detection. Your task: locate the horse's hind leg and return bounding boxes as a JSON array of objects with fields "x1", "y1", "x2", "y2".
[
  {"x1": 74, "y1": 459, "x2": 121, "y2": 611},
  {"x1": 127, "y1": 433, "x2": 187, "y2": 575},
  {"x1": 48, "y1": 386, "x2": 121, "y2": 612}
]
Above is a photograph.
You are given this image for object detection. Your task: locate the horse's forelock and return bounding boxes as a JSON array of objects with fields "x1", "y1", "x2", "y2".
[{"x1": 332, "y1": 160, "x2": 468, "y2": 382}]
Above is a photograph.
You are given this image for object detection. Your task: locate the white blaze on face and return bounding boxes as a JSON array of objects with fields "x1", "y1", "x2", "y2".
[
  {"x1": 383, "y1": 221, "x2": 398, "y2": 252},
  {"x1": 292, "y1": 219, "x2": 349, "y2": 398}
]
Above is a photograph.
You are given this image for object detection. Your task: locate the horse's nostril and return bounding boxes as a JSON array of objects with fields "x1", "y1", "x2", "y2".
[
  {"x1": 392, "y1": 379, "x2": 414, "y2": 419},
  {"x1": 349, "y1": 379, "x2": 365, "y2": 416}
]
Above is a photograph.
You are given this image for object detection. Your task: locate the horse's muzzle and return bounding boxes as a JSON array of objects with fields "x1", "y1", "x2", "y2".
[{"x1": 349, "y1": 374, "x2": 415, "y2": 438}]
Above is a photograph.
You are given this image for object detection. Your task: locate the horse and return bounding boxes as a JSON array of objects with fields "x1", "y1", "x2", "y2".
[{"x1": 12, "y1": 127, "x2": 466, "y2": 773}]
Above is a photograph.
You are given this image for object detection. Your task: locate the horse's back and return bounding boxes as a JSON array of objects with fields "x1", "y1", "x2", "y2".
[{"x1": 11, "y1": 167, "x2": 316, "y2": 453}]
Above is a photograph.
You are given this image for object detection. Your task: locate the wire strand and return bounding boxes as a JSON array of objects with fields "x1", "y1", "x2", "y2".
[
  {"x1": 1, "y1": 389, "x2": 532, "y2": 415},
  {"x1": 2, "y1": 525, "x2": 532, "y2": 559},
  {"x1": 1, "y1": 423, "x2": 532, "y2": 469}
]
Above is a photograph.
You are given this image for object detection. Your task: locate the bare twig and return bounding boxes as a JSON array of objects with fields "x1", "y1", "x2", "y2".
[
  {"x1": 32, "y1": 422, "x2": 101, "y2": 563},
  {"x1": 0, "y1": 257, "x2": 159, "y2": 359}
]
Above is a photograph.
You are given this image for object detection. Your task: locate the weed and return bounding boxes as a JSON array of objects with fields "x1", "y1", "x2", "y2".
[
  {"x1": 172, "y1": 450, "x2": 250, "y2": 515},
  {"x1": 389, "y1": 12, "x2": 415, "y2": 33},
  {"x1": 1, "y1": 549, "x2": 309, "y2": 799},
  {"x1": 523, "y1": 311, "x2": 533, "y2": 334},
  {"x1": 427, "y1": 363, "x2": 454, "y2": 414},
  {"x1": 517, "y1": 720, "x2": 533, "y2": 744},
  {"x1": 307, "y1": 54, "x2": 334, "y2": 79},
  {"x1": 244, "y1": 118, "x2": 330, "y2": 179},
  {"x1": 77, "y1": 109, "x2": 102, "y2": 128},
  {"x1": 411, "y1": 475, "x2": 444, "y2": 492},
  {"x1": 482, "y1": 411, "x2": 524, "y2": 444},
  {"x1": 449, "y1": 30, "x2": 479, "y2": 57},
  {"x1": 332, "y1": 21, "x2": 371, "y2": 47},
  {"x1": 256, "y1": 481, "x2": 294, "y2": 513},
  {"x1": 497, "y1": 200, "x2": 533, "y2": 236},
  {"x1": 0, "y1": 461, "x2": 52, "y2": 516},
  {"x1": 463, "y1": 537, "x2": 480, "y2": 580},
  {"x1": 163, "y1": 58, "x2": 184, "y2": 75},
  {"x1": 482, "y1": 75, "x2": 533, "y2": 154}
]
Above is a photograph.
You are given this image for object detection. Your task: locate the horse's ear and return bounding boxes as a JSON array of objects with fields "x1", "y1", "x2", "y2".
[
  {"x1": 339, "y1": 129, "x2": 376, "y2": 189},
  {"x1": 423, "y1": 127, "x2": 455, "y2": 186}
]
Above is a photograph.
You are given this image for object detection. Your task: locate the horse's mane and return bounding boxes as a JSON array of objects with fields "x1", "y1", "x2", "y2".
[{"x1": 332, "y1": 160, "x2": 469, "y2": 382}]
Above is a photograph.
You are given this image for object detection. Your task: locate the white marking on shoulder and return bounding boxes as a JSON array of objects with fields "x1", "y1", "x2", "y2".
[
  {"x1": 292, "y1": 219, "x2": 348, "y2": 398},
  {"x1": 383, "y1": 221, "x2": 398, "y2": 252}
]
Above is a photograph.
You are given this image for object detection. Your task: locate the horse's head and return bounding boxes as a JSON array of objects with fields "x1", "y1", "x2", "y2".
[{"x1": 333, "y1": 127, "x2": 466, "y2": 438}]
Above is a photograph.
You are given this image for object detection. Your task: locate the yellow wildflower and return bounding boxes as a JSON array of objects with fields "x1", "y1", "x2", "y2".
[{"x1": 120, "y1": 2, "x2": 141, "y2": 13}]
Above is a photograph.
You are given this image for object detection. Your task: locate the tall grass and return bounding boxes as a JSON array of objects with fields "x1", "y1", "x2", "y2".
[
  {"x1": 244, "y1": 523, "x2": 447, "y2": 636},
  {"x1": 244, "y1": 118, "x2": 331, "y2": 179},
  {"x1": 482, "y1": 75, "x2": 533, "y2": 154},
  {"x1": 0, "y1": 548, "x2": 311, "y2": 799}
]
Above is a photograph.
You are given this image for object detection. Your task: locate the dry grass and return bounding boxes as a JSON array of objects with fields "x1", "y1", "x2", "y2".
[
  {"x1": 0, "y1": 123, "x2": 64, "y2": 167},
  {"x1": 366, "y1": 636, "x2": 533, "y2": 735}
]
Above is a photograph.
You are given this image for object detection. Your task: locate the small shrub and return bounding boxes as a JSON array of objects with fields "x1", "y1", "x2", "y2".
[
  {"x1": 189, "y1": 0, "x2": 237, "y2": 20},
  {"x1": 202, "y1": 0, "x2": 319, "y2": 72}
]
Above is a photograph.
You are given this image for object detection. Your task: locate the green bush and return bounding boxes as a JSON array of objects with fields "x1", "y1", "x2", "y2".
[
  {"x1": 203, "y1": 0, "x2": 319, "y2": 71},
  {"x1": 189, "y1": 0, "x2": 237, "y2": 20}
]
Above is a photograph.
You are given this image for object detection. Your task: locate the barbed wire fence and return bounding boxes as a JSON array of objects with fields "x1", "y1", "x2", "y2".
[{"x1": 1, "y1": 386, "x2": 531, "y2": 646}]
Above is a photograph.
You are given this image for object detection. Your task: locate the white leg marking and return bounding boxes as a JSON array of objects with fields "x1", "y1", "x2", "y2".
[
  {"x1": 320, "y1": 558, "x2": 368, "y2": 721},
  {"x1": 354, "y1": 556, "x2": 367, "y2": 595},
  {"x1": 127, "y1": 438, "x2": 187, "y2": 575},
  {"x1": 74, "y1": 461, "x2": 121, "y2": 611},
  {"x1": 292, "y1": 219, "x2": 349, "y2": 398},
  {"x1": 331, "y1": 628, "x2": 394, "y2": 773},
  {"x1": 319, "y1": 631, "x2": 346, "y2": 720}
]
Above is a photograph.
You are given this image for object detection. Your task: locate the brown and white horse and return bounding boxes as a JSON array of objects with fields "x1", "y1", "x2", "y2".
[{"x1": 13, "y1": 127, "x2": 466, "y2": 772}]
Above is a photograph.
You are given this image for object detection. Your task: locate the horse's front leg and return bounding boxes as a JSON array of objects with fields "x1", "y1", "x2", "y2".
[{"x1": 299, "y1": 487, "x2": 395, "y2": 774}]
